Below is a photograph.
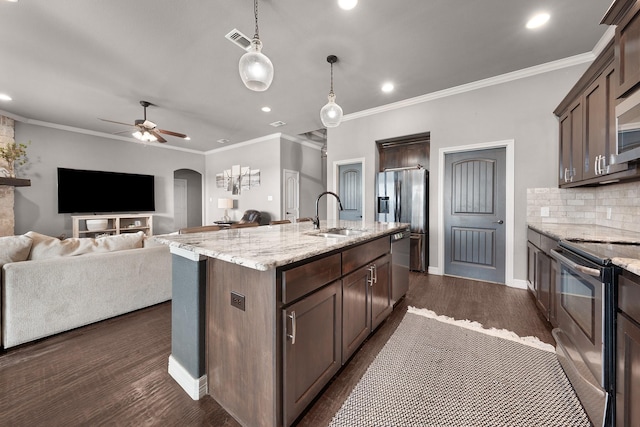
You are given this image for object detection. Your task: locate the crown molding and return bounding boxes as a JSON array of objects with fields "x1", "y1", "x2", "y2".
[
  {"x1": 1, "y1": 110, "x2": 203, "y2": 155},
  {"x1": 343, "y1": 52, "x2": 596, "y2": 122}
]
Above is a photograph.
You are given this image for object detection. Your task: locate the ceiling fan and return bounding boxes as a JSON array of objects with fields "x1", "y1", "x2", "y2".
[{"x1": 99, "y1": 100, "x2": 189, "y2": 143}]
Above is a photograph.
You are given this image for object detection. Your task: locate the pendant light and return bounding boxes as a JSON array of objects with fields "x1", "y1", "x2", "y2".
[
  {"x1": 320, "y1": 55, "x2": 343, "y2": 128},
  {"x1": 239, "y1": 0, "x2": 274, "y2": 91}
]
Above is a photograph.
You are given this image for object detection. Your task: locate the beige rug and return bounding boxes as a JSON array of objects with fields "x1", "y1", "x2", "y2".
[{"x1": 329, "y1": 307, "x2": 590, "y2": 426}]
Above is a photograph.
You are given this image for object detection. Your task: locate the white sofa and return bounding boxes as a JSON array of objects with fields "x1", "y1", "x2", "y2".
[{"x1": 0, "y1": 231, "x2": 171, "y2": 349}]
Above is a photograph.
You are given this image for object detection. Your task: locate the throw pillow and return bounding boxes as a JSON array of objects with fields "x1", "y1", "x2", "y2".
[
  {"x1": 26, "y1": 231, "x2": 145, "y2": 260},
  {"x1": 0, "y1": 235, "x2": 33, "y2": 268},
  {"x1": 94, "y1": 231, "x2": 145, "y2": 252}
]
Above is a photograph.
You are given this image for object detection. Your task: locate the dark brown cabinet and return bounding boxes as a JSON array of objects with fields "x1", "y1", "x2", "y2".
[
  {"x1": 614, "y1": 1, "x2": 640, "y2": 97},
  {"x1": 526, "y1": 227, "x2": 558, "y2": 326},
  {"x1": 283, "y1": 280, "x2": 342, "y2": 426},
  {"x1": 341, "y1": 238, "x2": 392, "y2": 362},
  {"x1": 616, "y1": 271, "x2": 640, "y2": 427},
  {"x1": 555, "y1": 42, "x2": 619, "y2": 187}
]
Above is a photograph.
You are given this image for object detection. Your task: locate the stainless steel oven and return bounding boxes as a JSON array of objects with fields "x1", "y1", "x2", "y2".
[{"x1": 551, "y1": 241, "x2": 617, "y2": 427}]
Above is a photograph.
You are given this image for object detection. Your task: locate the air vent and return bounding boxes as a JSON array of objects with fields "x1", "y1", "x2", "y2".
[
  {"x1": 270, "y1": 121, "x2": 286, "y2": 128},
  {"x1": 225, "y1": 29, "x2": 252, "y2": 51}
]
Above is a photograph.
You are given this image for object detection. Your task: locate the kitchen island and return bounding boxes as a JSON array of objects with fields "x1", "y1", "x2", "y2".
[{"x1": 155, "y1": 220, "x2": 409, "y2": 427}]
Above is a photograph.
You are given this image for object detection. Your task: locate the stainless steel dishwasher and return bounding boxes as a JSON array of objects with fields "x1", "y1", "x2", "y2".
[{"x1": 390, "y1": 229, "x2": 410, "y2": 305}]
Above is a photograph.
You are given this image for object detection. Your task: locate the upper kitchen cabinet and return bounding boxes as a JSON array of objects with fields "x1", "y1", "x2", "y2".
[
  {"x1": 555, "y1": 41, "x2": 617, "y2": 187},
  {"x1": 603, "y1": 0, "x2": 640, "y2": 97}
]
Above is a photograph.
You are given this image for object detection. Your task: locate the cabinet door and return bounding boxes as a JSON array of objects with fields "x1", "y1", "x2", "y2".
[
  {"x1": 535, "y1": 250, "x2": 551, "y2": 320},
  {"x1": 342, "y1": 265, "x2": 371, "y2": 363},
  {"x1": 527, "y1": 242, "x2": 537, "y2": 288},
  {"x1": 616, "y1": 3, "x2": 640, "y2": 97},
  {"x1": 371, "y1": 253, "x2": 392, "y2": 331},
  {"x1": 283, "y1": 280, "x2": 342, "y2": 426},
  {"x1": 559, "y1": 99, "x2": 583, "y2": 185},
  {"x1": 583, "y1": 73, "x2": 607, "y2": 180},
  {"x1": 616, "y1": 314, "x2": 640, "y2": 427}
]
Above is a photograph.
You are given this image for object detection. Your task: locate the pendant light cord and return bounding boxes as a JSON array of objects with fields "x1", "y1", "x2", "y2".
[
  {"x1": 329, "y1": 62, "x2": 334, "y2": 95},
  {"x1": 253, "y1": 0, "x2": 260, "y2": 39}
]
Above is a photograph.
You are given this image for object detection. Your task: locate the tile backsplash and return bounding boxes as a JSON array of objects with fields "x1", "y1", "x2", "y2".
[{"x1": 527, "y1": 181, "x2": 640, "y2": 233}]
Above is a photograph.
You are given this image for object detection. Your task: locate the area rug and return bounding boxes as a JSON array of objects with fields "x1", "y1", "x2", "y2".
[{"x1": 329, "y1": 307, "x2": 590, "y2": 427}]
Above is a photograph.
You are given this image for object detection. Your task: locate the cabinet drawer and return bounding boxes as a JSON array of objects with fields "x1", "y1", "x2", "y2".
[
  {"x1": 540, "y1": 235, "x2": 558, "y2": 254},
  {"x1": 281, "y1": 253, "x2": 341, "y2": 304},
  {"x1": 619, "y1": 273, "x2": 640, "y2": 323},
  {"x1": 527, "y1": 228, "x2": 541, "y2": 248},
  {"x1": 342, "y1": 236, "x2": 390, "y2": 275}
]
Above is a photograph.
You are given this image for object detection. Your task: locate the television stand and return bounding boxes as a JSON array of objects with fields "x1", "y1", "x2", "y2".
[{"x1": 72, "y1": 214, "x2": 153, "y2": 238}]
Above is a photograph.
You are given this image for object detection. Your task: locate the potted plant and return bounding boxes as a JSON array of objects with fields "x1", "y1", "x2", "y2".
[{"x1": 0, "y1": 141, "x2": 29, "y2": 178}]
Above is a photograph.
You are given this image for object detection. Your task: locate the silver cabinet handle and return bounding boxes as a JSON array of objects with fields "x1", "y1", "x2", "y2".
[
  {"x1": 368, "y1": 265, "x2": 375, "y2": 287},
  {"x1": 600, "y1": 155, "x2": 607, "y2": 175},
  {"x1": 373, "y1": 264, "x2": 377, "y2": 284},
  {"x1": 564, "y1": 168, "x2": 570, "y2": 183},
  {"x1": 287, "y1": 311, "x2": 296, "y2": 344},
  {"x1": 492, "y1": 220, "x2": 504, "y2": 224},
  {"x1": 595, "y1": 156, "x2": 600, "y2": 175}
]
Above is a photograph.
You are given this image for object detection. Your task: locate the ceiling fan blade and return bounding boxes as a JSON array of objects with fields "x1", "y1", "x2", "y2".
[
  {"x1": 99, "y1": 118, "x2": 135, "y2": 127},
  {"x1": 157, "y1": 128, "x2": 188, "y2": 139},
  {"x1": 150, "y1": 130, "x2": 167, "y2": 143}
]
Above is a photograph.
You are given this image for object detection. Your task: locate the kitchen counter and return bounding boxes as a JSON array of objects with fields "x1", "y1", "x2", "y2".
[
  {"x1": 154, "y1": 219, "x2": 409, "y2": 271},
  {"x1": 528, "y1": 223, "x2": 640, "y2": 276},
  {"x1": 156, "y1": 219, "x2": 409, "y2": 426}
]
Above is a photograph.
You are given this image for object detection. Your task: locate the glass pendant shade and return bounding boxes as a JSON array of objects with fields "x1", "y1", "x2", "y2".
[
  {"x1": 321, "y1": 93, "x2": 343, "y2": 128},
  {"x1": 132, "y1": 130, "x2": 157, "y2": 142},
  {"x1": 239, "y1": 38, "x2": 274, "y2": 92}
]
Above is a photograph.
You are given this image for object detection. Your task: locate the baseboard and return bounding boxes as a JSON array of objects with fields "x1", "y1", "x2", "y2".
[
  {"x1": 427, "y1": 266, "x2": 441, "y2": 275},
  {"x1": 507, "y1": 278, "x2": 528, "y2": 290},
  {"x1": 168, "y1": 355, "x2": 207, "y2": 400}
]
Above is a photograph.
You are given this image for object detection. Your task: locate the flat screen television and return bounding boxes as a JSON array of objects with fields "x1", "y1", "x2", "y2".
[{"x1": 57, "y1": 167, "x2": 155, "y2": 214}]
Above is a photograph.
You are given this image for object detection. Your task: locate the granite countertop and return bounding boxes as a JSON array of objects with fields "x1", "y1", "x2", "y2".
[
  {"x1": 154, "y1": 220, "x2": 409, "y2": 271},
  {"x1": 528, "y1": 223, "x2": 640, "y2": 276}
]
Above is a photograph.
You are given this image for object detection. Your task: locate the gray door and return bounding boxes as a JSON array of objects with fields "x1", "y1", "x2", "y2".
[
  {"x1": 339, "y1": 163, "x2": 362, "y2": 221},
  {"x1": 444, "y1": 148, "x2": 506, "y2": 283}
]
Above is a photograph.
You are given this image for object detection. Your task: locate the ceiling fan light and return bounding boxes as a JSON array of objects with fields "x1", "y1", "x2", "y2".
[
  {"x1": 239, "y1": 38, "x2": 274, "y2": 91},
  {"x1": 320, "y1": 93, "x2": 343, "y2": 128},
  {"x1": 132, "y1": 130, "x2": 157, "y2": 142}
]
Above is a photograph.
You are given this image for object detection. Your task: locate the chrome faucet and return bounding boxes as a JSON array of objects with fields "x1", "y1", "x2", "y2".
[{"x1": 314, "y1": 191, "x2": 344, "y2": 229}]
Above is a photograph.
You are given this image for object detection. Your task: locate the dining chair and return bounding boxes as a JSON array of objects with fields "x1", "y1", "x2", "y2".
[{"x1": 179, "y1": 225, "x2": 222, "y2": 234}]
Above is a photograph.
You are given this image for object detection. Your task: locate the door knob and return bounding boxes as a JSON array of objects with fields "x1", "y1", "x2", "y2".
[{"x1": 493, "y1": 220, "x2": 504, "y2": 224}]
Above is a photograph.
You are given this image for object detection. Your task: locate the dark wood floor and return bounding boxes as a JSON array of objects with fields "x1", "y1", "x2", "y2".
[{"x1": 0, "y1": 273, "x2": 553, "y2": 426}]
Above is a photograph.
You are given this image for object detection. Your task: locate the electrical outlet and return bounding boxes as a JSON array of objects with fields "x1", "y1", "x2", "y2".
[
  {"x1": 230, "y1": 291, "x2": 245, "y2": 311},
  {"x1": 540, "y1": 206, "x2": 549, "y2": 217}
]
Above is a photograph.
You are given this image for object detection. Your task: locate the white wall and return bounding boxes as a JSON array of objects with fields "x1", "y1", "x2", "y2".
[
  {"x1": 13, "y1": 122, "x2": 205, "y2": 236},
  {"x1": 280, "y1": 135, "x2": 325, "y2": 219},
  {"x1": 205, "y1": 135, "x2": 282, "y2": 224},
  {"x1": 204, "y1": 134, "x2": 325, "y2": 224},
  {"x1": 326, "y1": 63, "x2": 590, "y2": 282}
]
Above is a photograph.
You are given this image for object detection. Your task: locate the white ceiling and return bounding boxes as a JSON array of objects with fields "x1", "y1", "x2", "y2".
[{"x1": 0, "y1": 0, "x2": 613, "y2": 153}]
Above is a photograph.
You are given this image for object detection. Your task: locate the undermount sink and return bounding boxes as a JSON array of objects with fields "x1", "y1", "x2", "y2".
[{"x1": 310, "y1": 228, "x2": 366, "y2": 238}]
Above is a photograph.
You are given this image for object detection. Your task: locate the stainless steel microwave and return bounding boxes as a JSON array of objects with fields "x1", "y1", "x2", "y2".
[{"x1": 615, "y1": 88, "x2": 640, "y2": 164}]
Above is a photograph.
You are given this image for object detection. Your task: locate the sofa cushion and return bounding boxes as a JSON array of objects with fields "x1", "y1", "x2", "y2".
[
  {"x1": 0, "y1": 235, "x2": 33, "y2": 268},
  {"x1": 26, "y1": 231, "x2": 145, "y2": 260}
]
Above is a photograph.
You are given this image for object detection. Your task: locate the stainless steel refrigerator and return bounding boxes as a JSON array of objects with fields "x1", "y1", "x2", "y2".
[{"x1": 376, "y1": 168, "x2": 428, "y2": 272}]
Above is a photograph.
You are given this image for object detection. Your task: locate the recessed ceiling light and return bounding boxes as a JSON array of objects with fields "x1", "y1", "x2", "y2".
[
  {"x1": 381, "y1": 82, "x2": 394, "y2": 93},
  {"x1": 261, "y1": 106, "x2": 271, "y2": 113},
  {"x1": 0, "y1": 93, "x2": 12, "y2": 101},
  {"x1": 217, "y1": 138, "x2": 230, "y2": 144},
  {"x1": 269, "y1": 120, "x2": 286, "y2": 127},
  {"x1": 526, "y1": 13, "x2": 550, "y2": 29},
  {"x1": 338, "y1": 0, "x2": 357, "y2": 10},
  {"x1": 5, "y1": 0, "x2": 19, "y2": 3}
]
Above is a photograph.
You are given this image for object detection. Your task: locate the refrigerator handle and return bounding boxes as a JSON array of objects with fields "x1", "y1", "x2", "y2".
[{"x1": 395, "y1": 179, "x2": 401, "y2": 220}]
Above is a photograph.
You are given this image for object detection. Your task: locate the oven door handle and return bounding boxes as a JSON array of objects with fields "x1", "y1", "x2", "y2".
[{"x1": 550, "y1": 249, "x2": 601, "y2": 277}]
